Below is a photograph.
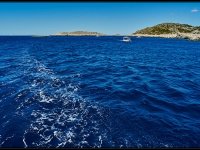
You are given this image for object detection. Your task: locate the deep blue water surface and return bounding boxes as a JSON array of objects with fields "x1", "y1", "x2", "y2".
[{"x1": 0, "y1": 36, "x2": 200, "y2": 148}]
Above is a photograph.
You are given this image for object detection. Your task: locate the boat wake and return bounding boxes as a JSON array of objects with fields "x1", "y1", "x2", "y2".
[{"x1": 7, "y1": 48, "x2": 112, "y2": 148}]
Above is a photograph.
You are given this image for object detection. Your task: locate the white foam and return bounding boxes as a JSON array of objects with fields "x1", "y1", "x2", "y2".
[
  {"x1": 16, "y1": 51, "x2": 112, "y2": 148},
  {"x1": 23, "y1": 134, "x2": 28, "y2": 148},
  {"x1": 0, "y1": 135, "x2": 14, "y2": 146}
]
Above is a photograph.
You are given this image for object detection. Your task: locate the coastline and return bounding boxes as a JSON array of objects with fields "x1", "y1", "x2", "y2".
[{"x1": 133, "y1": 33, "x2": 200, "y2": 41}]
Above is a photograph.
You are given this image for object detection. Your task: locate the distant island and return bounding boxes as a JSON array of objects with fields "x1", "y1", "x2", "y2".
[
  {"x1": 50, "y1": 23, "x2": 200, "y2": 41},
  {"x1": 52, "y1": 31, "x2": 130, "y2": 37},
  {"x1": 133, "y1": 23, "x2": 200, "y2": 41},
  {"x1": 53, "y1": 31, "x2": 105, "y2": 36}
]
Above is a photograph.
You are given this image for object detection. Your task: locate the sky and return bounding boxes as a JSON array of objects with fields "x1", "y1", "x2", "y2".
[{"x1": 0, "y1": 2, "x2": 200, "y2": 35}]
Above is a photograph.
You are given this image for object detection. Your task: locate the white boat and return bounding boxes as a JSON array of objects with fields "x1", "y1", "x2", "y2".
[{"x1": 122, "y1": 36, "x2": 131, "y2": 42}]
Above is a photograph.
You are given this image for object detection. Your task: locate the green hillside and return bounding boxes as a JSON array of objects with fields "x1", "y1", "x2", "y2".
[{"x1": 134, "y1": 23, "x2": 200, "y2": 35}]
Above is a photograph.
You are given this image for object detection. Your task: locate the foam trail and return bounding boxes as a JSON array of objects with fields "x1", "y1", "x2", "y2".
[{"x1": 15, "y1": 50, "x2": 111, "y2": 148}]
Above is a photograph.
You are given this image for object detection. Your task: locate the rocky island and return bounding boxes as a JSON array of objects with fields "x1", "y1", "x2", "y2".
[
  {"x1": 133, "y1": 23, "x2": 200, "y2": 41},
  {"x1": 53, "y1": 31, "x2": 105, "y2": 36}
]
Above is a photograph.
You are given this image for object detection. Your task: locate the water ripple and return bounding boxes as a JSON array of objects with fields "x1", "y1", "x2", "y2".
[{"x1": 0, "y1": 36, "x2": 200, "y2": 147}]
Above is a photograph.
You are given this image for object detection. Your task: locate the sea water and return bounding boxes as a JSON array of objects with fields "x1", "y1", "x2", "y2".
[{"x1": 0, "y1": 36, "x2": 200, "y2": 148}]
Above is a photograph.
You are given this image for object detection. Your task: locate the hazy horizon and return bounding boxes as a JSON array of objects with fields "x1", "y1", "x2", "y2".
[{"x1": 0, "y1": 2, "x2": 200, "y2": 35}]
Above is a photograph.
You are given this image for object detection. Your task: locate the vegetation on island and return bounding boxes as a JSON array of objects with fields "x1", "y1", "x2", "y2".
[{"x1": 133, "y1": 23, "x2": 200, "y2": 35}]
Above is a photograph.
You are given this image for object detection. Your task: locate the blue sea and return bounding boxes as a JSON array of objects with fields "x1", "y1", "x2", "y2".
[{"x1": 0, "y1": 36, "x2": 200, "y2": 148}]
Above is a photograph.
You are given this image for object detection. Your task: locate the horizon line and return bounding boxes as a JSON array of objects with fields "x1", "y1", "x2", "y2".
[{"x1": 1, "y1": 22, "x2": 199, "y2": 36}]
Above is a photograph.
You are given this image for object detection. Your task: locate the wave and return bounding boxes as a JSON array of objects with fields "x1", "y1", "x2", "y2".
[
  {"x1": 1, "y1": 37, "x2": 200, "y2": 148},
  {"x1": 3, "y1": 49, "x2": 111, "y2": 148}
]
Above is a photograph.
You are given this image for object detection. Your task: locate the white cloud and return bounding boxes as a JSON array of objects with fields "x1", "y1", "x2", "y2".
[{"x1": 191, "y1": 9, "x2": 199, "y2": 13}]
